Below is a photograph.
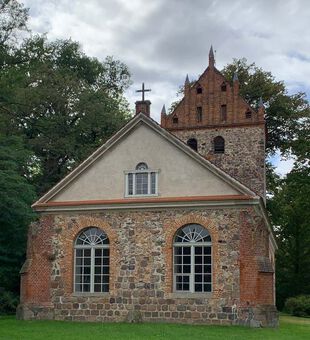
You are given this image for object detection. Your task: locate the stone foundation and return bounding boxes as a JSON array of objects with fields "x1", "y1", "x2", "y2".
[{"x1": 17, "y1": 300, "x2": 278, "y2": 327}]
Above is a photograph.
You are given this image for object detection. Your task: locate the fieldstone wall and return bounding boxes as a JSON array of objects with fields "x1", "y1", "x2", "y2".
[
  {"x1": 172, "y1": 126, "x2": 265, "y2": 198},
  {"x1": 18, "y1": 207, "x2": 277, "y2": 327}
]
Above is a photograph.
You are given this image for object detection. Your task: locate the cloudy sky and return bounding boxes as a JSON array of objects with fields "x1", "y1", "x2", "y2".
[{"x1": 23, "y1": 0, "x2": 310, "y2": 175}]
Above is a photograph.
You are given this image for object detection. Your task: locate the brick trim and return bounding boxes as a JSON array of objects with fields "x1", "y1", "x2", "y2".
[
  {"x1": 34, "y1": 195, "x2": 252, "y2": 208},
  {"x1": 163, "y1": 214, "x2": 219, "y2": 296}
]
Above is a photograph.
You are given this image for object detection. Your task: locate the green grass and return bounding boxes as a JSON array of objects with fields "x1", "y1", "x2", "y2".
[{"x1": 0, "y1": 315, "x2": 309, "y2": 340}]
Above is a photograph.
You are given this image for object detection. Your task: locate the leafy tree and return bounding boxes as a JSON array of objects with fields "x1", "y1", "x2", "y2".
[
  {"x1": 0, "y1": 134, "x2": 36, "y2": 295},
  {"x1": 268, "y1": 166, "x2": 310, "y2": 309},
  {"x1": 0, "y1": 36, "x2": 132, "y2": 194},
  {"x1": 0, "y1": 0, "x2": 28, "y2": 46}
]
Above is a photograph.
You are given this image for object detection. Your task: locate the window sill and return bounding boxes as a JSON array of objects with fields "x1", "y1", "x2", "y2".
[
  {"x1": 124, "y1": 194, "x2": 159, "y2": 198},
  {"x1": 168, "y1": 292, "x2": 213, "y2": 299},
  {"x1": 72, "y1": 293, "x2": 109, "y2": 297}
]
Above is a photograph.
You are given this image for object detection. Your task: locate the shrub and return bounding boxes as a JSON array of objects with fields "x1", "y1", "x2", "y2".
[
  {"x1": 285, "y1": 295, "x2": 310, "y2": 317},
  {"x1": 0, "y1": 290, "x2": 19, "y2": 315}
]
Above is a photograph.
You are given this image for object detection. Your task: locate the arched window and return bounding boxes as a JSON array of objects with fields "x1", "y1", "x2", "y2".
[
  {"x1": 221, "y1": 82, "x2": 227, "y2": 92},
  {"x1": 214, "y1": 136, "x2": 225, "y2": 154},
  {"x1": 173, "y1": 224, "x2": 212, "y2": 293},
  {"x1": 187, "y1": 138, "x2": 198, "y2": 152},
  {"x1": 74, "y1": 227, "x2": 109, "y2": 293},
  {"x1": 126, "y1": 162, "x2": 158, "y2": 196}
]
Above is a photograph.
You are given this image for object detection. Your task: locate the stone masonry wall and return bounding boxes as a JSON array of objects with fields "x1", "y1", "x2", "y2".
[
  {"x1": 172, "y1": 126, "x2": 266, "y2": 198},
  {"x1": 18, "y1": 207, "x2": 277, "y2": 326}
]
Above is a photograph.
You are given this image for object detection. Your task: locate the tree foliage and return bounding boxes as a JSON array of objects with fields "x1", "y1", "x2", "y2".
[
  {"x1": 268, "y1": 166, "x2": 310, "y2": 309},
  {"x1": 0, "y1": 134, "x2": 36, "y2": 294},
  {"x1": 0, "y1": 0, "x2": 28, "y2": 46},
  {"x1": 0, "y1": 36, "x2": 132, "y2": 194}
]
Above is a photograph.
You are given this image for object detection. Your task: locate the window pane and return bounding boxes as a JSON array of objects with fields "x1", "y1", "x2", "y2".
[
  {"x1": 195, "y1": 274, "x2": 203, "y2": 283},
  {"x1": 204, "y1": 274, "x2": 212, "y2": 283},
  {"x1": 136, "y1": 173, "x2": 148, "y2": 194},
  {"x1": 128, "y1": 173, "x2": 133, "y2": 195},
  {"x1": 151, "y1": 172, "x2": 156, "y2": 194},
  {"x1": 204, "y1": 284, "x2": 212, "y2": 292},
  {"x1": 183, "y1": 265, "x2": 191, "y2": 273},
  {"x1": 183, "y1": 247, "x2": 191, "y2": 255},
  {"x1": 95, "y1": 257, "x2": 102, "y2": 265},
  {"x1": 204, "y1": 256, "x2": 212, "y2": 264},
  {"x1": 204, "y1": 247, "x2": 211, "y2": 255},
  {"x1": 195, "y1": 265, "x2": 203, "y2": 273},
  {"x1": 204, "y1": 265, "x2": 212, "y2": 273},
  {"x1": 84, "y1": 249, "x2": 91, "y2": 257},
  {"x1": 175, "y1": 247, "x2": 182, "y2": 255},
  {"x1": 195, "y1": 284, "x2": 203, "y2": 292},
  {"x1": 183, "y1": 283, "x2": 190, "y2": 291},
  {"x1": 195, "y1": 247, "x2": 202, "y2": 255},
  {"x1": 102, "y1": 266, "x2": 109, "y2": 274},
  {"x1": 183, "y1": 256, "x2": 191, "y2": 264},
  {"x1": 102, "y1": 284, "x2": 109, "y2": 292}
]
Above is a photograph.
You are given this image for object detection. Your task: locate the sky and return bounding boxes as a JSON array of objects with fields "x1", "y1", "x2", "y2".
[{"x1": 23, "y1": 0, "x2": 310, "y2": 176}]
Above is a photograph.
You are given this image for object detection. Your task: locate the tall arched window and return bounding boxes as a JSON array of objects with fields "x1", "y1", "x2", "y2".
[
  {"x1": 173, "y1": 224, "x2": 212, "y2": 293},
  {"x1": 187, "y1": 138, "x2": 198, "y2": 152},
  {"x1": 74, "y1": 227, "x2": 109, "y2": 293},
  {"x1": 214, "y1": 136, "x2": 225, "y2": 154}
]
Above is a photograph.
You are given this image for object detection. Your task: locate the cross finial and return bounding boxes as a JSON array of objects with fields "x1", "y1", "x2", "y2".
[{"x1": 136, "y1": 82, "x2": 151, "y2": 101}]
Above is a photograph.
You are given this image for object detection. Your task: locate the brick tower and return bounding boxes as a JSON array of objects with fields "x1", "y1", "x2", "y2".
[{"x1": 161, "y1": 46, "x2": 266, "y2": 198}]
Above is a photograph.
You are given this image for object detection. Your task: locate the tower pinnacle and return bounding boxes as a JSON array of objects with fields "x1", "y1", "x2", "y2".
[{"x1": 209, "y1": 45, "x2": 215, "y2": 68}]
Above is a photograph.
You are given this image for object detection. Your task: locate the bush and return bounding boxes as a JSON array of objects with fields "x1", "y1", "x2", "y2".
[
  {"x1": 0, "y1": 290, "x2": 19, "y2": 315},
  {"x1": 285, "y1": 295, "x2": 310, "y2": 317}
]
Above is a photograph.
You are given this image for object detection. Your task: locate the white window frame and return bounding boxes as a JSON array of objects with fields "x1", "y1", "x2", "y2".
[
  {"x1": 173, "y1": 242, "x2": 212, "y2": 293},
  {"x1": 173, "y1": 224, "x2": 212, "y2": 294},
  {"x1": 124, "y1": 166, "x2": 159, "y2": 197},
  {"x1": 74, "y1": 228, "x2": 109, "y2": 294}
]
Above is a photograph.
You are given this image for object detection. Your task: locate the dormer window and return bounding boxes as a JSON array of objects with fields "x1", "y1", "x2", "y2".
[{"x1": 125, "y1": 163, "x2": 158, "y2": 197}]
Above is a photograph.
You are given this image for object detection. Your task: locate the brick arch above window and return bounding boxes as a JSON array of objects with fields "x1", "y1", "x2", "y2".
[{"x1": 163, "y1": 214, "x2": 219, "y2": 294}]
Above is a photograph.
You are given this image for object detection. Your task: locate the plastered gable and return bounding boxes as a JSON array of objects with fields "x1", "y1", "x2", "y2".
[{"x1": 49, "y1": 122, "x2": 242, "y2": 202}]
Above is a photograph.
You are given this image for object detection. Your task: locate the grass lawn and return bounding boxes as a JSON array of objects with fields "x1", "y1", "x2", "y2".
[{"x1": 0, "y1": 315, "x2": 309, "y2": 340}]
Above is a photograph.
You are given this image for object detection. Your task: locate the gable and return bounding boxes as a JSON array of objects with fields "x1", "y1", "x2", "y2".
[
  {"x1": 48, "y1": 122, "x2": 243, "y2": 203},
  {"x1": 161, "y1": 66, "x2": 263, "y2": 130}
]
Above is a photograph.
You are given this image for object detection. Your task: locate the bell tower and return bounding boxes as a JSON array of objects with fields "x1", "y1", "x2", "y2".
[{"x1": 161, "y1": 47, "x2": 266, "y2": 198}]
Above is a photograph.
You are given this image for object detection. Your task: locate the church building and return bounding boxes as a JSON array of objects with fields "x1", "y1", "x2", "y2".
[{"x1": 18, "y1": 47, "x2": 278, "y2": 327}]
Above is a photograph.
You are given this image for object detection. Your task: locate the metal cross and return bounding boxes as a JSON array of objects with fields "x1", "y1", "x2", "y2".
[{"x1": 136, "y1": 82, "x2": 151, "y2": 101}]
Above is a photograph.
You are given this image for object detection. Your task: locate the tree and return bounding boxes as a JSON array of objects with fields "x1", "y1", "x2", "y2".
[
  {"x1": 0, "y1": 134, "x2": 36, "y2": 295},
  {"x1": 0, "y1": 36, "x2": 132, "y2": 194},
  {"x1": 268, "y1": 165, "x2": 310, "y2": 309},
  {"x1": 0, "y1": 0, "x2": 28, "y2": 46}
]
